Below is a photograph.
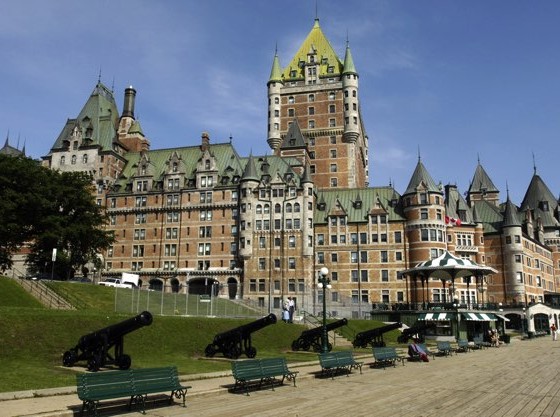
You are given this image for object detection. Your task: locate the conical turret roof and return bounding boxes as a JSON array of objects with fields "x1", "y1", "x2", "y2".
[
  {"x1": 404, "y1": 159, "x2": 440, "y2": 195},
  {"x1": 268, "y1": 52, "x2": 283, "y2": 84}
]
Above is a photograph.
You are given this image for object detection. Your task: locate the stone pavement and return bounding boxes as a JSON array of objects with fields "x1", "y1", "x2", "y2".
[{"x1": 3, "y1": 336, "x2": 560, "y2": 417}]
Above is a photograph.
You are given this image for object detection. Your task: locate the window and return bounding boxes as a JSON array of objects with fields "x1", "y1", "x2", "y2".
[
  {"x1": 420, "y1": 209, "x2": 428, "y2": 220},
  {"x1": 308, "y1": 107, "x2": 315, "y2": 115},
  {"x1": 330, "y1": 164, "x2": 337, "y2": 172},
  {"x1": 308, "y1": 94, "x2": 315, "y2": 102},
  {"x1": 317, "y1": 234, "x2": 325, "y2": 245},
  {"x1": 288, "y1": 257, "x2": 296, "y2": 269},
  {"x1": 258, "y1": 258, "x2": 266, "y2": 270},
  {"x1": 317, "y1": 252, "x2": 325, "y2": 263},
  {"x1": 197, "y1": 243, "x2": 211, "y2": 256},
  {"x1": 394, "y1": 231, "x2": 402, "y2": 243},
  {"x1": 308, "y1": 120, "x2": 315, "y2": 128},
  {"x1": 288, "y1": 96, "x2": 295, "y2": 104},
  {"x1": 329, "y1": 104, "x2": 335, "y2": 113},
  {"x1": 380, "y1": 251, "x2": 388, "y2": 263},
  {"x1": 381, "y1": 270, "x2": 389, "y2": 282},
  {"x1": 330, "y1": 149, "x2": 337, "y2": 158},
  {"x1": 288, "y1": 235, "x2": 296, "y2": 248}
]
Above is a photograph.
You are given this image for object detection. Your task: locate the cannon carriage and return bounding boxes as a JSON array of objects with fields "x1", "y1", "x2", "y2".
[
  {"x1": 62, "y1": 311, "x2": 153, "y2": 372},
  {"x1": 291, "y1": 318, "x2": 348, "y2": 352},
  {"x1": 204, "y1": 313, "x2": 277, "y2": 359},
  {"x1": 352, "y1": 322, "x2": 402, "y2": 348}
]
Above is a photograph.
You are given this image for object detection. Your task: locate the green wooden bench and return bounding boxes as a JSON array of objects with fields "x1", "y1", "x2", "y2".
[
  {"x1": 231, "y1": 357, "x2": 298, "y2": 395},
  {"x1": 372, "y1": 347, "x2": 406, "y2": 369},
  {"x1": 318, "y1": 350, "x2": 363, "y2": 379},
  {"x1": 77, "y1": 366, "x2": 191, "y2": 416},
  {"x1": 436, "y1": 341, "x2": 454, "y2": 357}
]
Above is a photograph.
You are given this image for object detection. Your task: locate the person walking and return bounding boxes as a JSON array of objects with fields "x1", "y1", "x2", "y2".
[
  {"x1": 551, "y1": 323, "x2": 557, "y2": 341},
  {"x1": 287, "y1": 297, "x2": 295, "y2": 323}
]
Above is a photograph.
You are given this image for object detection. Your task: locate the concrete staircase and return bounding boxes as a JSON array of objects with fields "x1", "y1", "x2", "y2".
[{"x1": 14, "y1": 278, "x2": 75, "y2": 310}]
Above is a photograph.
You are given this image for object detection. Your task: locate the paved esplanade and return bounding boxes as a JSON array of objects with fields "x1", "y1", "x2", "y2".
[{"x1": 3, "y1": 336, "x2": 560, "y2": 417}]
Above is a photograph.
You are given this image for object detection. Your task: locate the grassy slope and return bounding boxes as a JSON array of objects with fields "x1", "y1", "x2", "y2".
[{"x1": 0, "y1": 277, "x2": 401, "y2": 393}]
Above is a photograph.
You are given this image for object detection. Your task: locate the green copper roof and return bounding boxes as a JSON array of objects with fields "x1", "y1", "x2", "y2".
[
  {"x1": 280, "y1": 119, "x2": 307, "y2": 149},
  {"x1": 314, "y1": 187, "x2": 405, "y2": 225},
  {"x1": 241, "y1": 154, "x2": 259, "y2": 182},
  {"x1": 268, "y1": 53, "x2": 283, "y2": 84},
  {"x1": 342, "y1": 43, "x2": 357, "y2": 75},
  {"x1": 472, "y1": 200, "x2": 506, "y2": 234},
  {"x1": 468, "y1": 163, "x2": 499, "y2": 194},
  {"x1": 519, "y1": 173, "x2": 559, "y2": 228},
  {"x1": 112, "y1": 142, "x2": 244, "y2": 192},
  {"x1": 128, "y1": 120, "x2": 144, "y2": 136},
  {"x1": 404, "y1": 159, "x2": 441, "y2": 195},
  {"x1": 502, "y1": 197, "x2": 522, "y2": 228},
  {"x1": 51, "y1": 82, "x2": 119, "y2": 152},
  {"x1": 282, "y1": 19, "x2": 343, "y2": 80}
]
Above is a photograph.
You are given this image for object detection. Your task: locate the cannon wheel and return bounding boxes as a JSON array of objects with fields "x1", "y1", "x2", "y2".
[
  {"x1": 117, "y1": 354, "x2": 131, "y2": 370},
  {"x1": 225, "y1": 345, "x2": 241, "y2": 359},
  {"x1": 246, "y1": 346, "x2": 257, "y2": 358},
  {"x1": 87, "y1": 355, "x2": 101, "y2": 372},
  {"x1": 62, "y1": 349, "x2": 77, "y2": 367},
  {"x1": 204, "y1": 344, "x2": 216, "y2": 357},
  {"x1": 291, "y1": 340, "x2": 300, "y2": 351}
]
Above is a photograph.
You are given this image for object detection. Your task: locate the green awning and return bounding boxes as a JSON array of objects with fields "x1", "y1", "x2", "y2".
[
  {"x1": 418, "y1": 312, "x2": 455, "y2": 321},
  {"x1": 461, "y1": 312, "x2": 497, "y2": 321}
]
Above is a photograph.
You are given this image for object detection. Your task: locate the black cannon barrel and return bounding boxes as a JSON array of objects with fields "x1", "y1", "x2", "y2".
[
  {"x1": 352, "y1": 322, "x2": 402, "y2": 348},
  {"x1": 206, "y1": 313, "x2": 277, "y2": 359},
  {"x1": 397, "y1": 321, "x2": 428, "y2": 343},
  {"x1": 301, "y1": 318, "x2": 348, "y2": 338},
  {"x1": 78, "y1": 311, "x2": 153, "y2": 349},
  {"x1": 213, "y1": 313, "x2": 277, "y2": 343}
]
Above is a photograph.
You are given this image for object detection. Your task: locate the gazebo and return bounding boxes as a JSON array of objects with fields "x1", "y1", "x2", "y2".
[
  {"x1": 400, "y1": 251, "x2": 498, "y2": 309},
  {"x1": 399, "y1": 251, "x2": 500, "y2": 341}
]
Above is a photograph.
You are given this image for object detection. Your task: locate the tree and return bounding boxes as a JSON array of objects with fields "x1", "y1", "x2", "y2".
[{"x1": 0, "y1": 154, "x2": 114, "y2": 277}]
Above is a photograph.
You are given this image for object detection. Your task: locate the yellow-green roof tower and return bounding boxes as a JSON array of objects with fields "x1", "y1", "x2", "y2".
[{"x1": 266, "y1": 18, "x2": 369, "y2": 189}]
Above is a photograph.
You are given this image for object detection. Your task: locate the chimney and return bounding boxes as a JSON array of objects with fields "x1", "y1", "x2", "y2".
[
  {"x1": 201, "y1": 132, "x2": 210, "y2": 151},
  {"x1": 122, "y1": 86, "x2": 136, "y2": 118}
]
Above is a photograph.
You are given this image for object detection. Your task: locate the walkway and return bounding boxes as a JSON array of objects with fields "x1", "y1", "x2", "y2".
[{"x1": 3, "y1": 336, "x2": 559, "y2": 417}]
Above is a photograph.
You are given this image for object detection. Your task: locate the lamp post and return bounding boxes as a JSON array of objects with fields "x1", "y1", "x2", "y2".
[
  {"x1": 521, "y1": 307, "x2": 526, "y2": 337},
  {"x1": 318, "y1": 267, "x2": 331, "y2": 353}
]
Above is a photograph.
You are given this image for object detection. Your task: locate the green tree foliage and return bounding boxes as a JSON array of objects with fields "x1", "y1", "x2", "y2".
[{"x1": 0, "y1": 155, "x2": 114, "y2": 277}]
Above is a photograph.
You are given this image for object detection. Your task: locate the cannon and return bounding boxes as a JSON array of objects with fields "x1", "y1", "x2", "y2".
[
  {"x1": 352, "y1": 322, "x2": 402, "y2": 348},
  {"x1": 397, "y1": 321, "x2": 428, "y2": 344},
  {"x1": 291, "y1": 318, "x2": 348, "y2": 352},
  {"x1": 204, "y1": 313, "x2": 277, "y2": 359},
  {"x1": 62, "y1": 311, "x2": 153, "y2": 372}
]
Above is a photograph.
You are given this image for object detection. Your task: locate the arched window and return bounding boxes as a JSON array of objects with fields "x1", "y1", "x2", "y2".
[
  {"x1": 263, "y1": 204, "x2": 270, "y2": 214},
  {"x1": 256, "y1": 204, "x2": 262, "y2": 214},
  {"x1": 82, "y1": 154, "x2": 88, "y2": 164},
  {"x1": 71, "y1": 155, "x2": 77, "y2": 165},
  {"x1": 275, "y1": 203, "x2": 281, "y2": 213},
  {"x1": 60, "y1": 156, "x2": 65, "y2": 165},
  {"x1": 286, "y1": 203, "x2": 293, "y2": 213},
  {"x1": 294, "y1": 203, "x2": 301, "y2": 213}
]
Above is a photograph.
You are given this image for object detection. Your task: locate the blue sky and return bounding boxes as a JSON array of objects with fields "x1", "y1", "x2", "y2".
[{"x1": 1, "y1": 0, "x2": 560, "y2": 204}]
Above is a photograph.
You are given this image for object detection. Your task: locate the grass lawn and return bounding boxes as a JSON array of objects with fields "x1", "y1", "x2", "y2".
[{"x1": 0, "y1": 277, "x2": 399, "y2": 393}]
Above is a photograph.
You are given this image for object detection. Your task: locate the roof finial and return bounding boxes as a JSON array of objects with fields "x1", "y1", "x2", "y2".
[
  {"x1": 477, "y1": 153, "x2": 480, "y2": 165},
  {"x1": 111, "y1": 76, "x2": 115, "y2": 93},
  {"x1": 506, "y1": 181, "x2": 510, "y2": 200},
  {"x1": 532, "y1": 152, "x2": 537, "y2": 174},
  {"x1": 229, "y1": 133, "x2": 233, "y2": 143},
  {"x1": 315, "y1": 0, "x2": 318, "y2": 20},
  {"x1": 417, "y1": 145, "x2": 421, "y2": 162},
  {"x1": 98, "y1": 67, "x2": 102, "y2": 83}
]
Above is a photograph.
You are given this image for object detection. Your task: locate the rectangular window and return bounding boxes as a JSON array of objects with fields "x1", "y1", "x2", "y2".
[{"x1": 381, "y1": 270, "x2": 389, "y2": 282}]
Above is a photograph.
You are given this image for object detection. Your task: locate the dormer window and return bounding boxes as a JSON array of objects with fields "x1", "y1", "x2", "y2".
[
  {"x1": 205, "y1": 159, "x2": 211, "y2": 170},
  {"x1": 542, "y1": 201, "x2": 549, "y2": 211},
  {"x1": 172, "y1": 162, "x2": 178, "y2": 172}
]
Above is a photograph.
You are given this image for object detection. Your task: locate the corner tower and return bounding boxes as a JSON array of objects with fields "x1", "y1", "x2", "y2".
[{"x1": 266, "y1": 18, "x2": 369, "y2": 189}]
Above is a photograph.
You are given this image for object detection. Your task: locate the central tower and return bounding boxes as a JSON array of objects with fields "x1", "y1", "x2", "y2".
[{"x1": 267, "y1": 19, "x2": 369, "y2": 189}]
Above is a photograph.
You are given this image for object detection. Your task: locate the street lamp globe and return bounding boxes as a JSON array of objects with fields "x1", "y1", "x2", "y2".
[{"x1": 319, "y1": 267, "x2": 329, "y2": 277}]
